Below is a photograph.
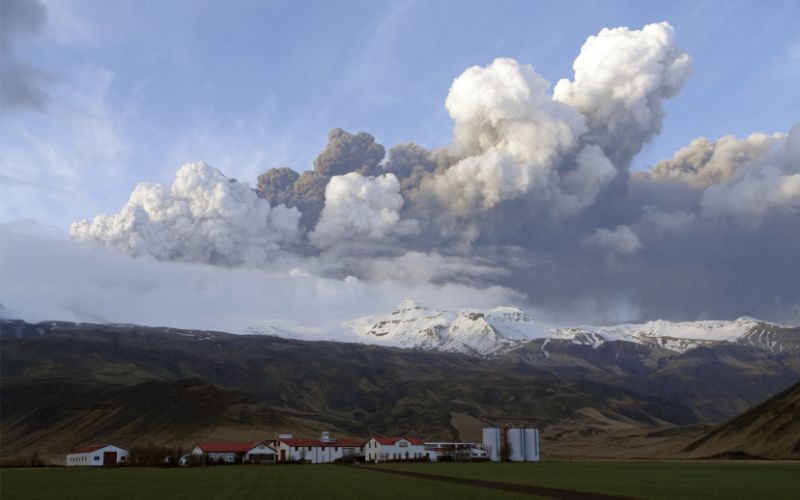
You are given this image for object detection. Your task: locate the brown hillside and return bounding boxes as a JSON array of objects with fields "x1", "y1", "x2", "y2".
[{"x1": 682, "y1": 381, "x2": 800, "y2": 459}]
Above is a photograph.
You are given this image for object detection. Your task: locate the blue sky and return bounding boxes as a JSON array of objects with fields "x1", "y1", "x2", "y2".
[{"x1": 2, "y1": 0, "x2": 799, "y2": 228}]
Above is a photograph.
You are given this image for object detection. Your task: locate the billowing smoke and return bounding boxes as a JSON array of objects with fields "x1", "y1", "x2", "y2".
[
  {"x1": 310, "y1": 173, "x2": 418, "y2": 247},
  {"x1": 700, "y1": 125, "x2": 800, "y2": 226},
  {"x1": 648, "y1": 133, "x2": 784, "y2": 188},
  {"x1": 64, "y1": 22, "x2": 800, "y2": 325},
  {"x1": 554, "y1": 21, "x2": 692, "y2": 167},
  {"x1": 423, "y1": 57, "x2": 610, "y2": 218},
  {"x1": 71, "y1": 162, "x2": 300, "y2": 266},
  {"x1": 256, "y1": 128, "x2": 386, "y2": 230}
]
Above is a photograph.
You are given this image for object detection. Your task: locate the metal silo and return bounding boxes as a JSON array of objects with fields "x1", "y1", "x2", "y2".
[
  {"x1": 507, "y1": 428, "x2": 525, "y2": 462},
  {"x1": 523, "y1": 428, "x2": 539, "y2": 461},
  {"x1": 482, "y1": 427, "x2": 501, "y2": 462}
]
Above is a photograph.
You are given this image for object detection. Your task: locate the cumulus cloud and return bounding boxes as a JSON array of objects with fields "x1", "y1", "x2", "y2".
[
  {"x1": 310, "y1": 173, "x2": 418, "y2": 247},
  {"x1": 423, "y1": 57, "x2": 594, "y2": 215},
  {"x1": 70, "y1": 162, "x2": 301, "y2": 266},
  {"x1": 554, "y1": 22, "x2": 691, "y2": 166},
  {"x1": 446, "y1": 57, "x2": 586, "y2": 165}
]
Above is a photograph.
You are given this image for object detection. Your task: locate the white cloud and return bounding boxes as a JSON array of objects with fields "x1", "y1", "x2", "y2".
[
  {"x1": 310, "y1": 172, "x2": 418, "y2": 247},
  {"x1": 70, "y1": 162, "x2": 301, "y2": 266},
  {"x1": 554, "y1": 22, "x2": 691, "y2": 164}
]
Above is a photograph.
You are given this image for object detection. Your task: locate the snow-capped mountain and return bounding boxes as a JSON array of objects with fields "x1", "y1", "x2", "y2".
[{"x1": 343, "y1": 300, "x2": 795, "y2": 357}]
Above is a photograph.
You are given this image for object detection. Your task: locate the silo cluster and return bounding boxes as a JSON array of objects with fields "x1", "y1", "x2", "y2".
[{"x1": 482, "y1": 427, "x2": 539, "y2": 462}]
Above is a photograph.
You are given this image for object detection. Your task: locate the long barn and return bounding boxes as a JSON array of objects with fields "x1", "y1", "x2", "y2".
[{"x1": 66, "y1": 444, "x2": 128, "y2": 467}]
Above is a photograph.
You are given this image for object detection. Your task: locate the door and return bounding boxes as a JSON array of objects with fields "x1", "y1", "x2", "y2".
[
  {"x1": 280, "y1": 449, "x2": 286, "y2": 461},
  {"x1": 103, "y1": 452, "x2": 117, "y2": 467}
]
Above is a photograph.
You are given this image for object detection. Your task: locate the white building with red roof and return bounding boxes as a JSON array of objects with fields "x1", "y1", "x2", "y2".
[
  {"x1": 66, "y1": 444, "x2": 128, "y2": 467},
  {"x1": 275, "y1": 432, "x2": 364, "y2": 463},
  {"x1": 191, "y1": 441, "x2": 275, "y2": 464},
  {"x1": 364, "y1": 436, "x2": 425, "y2": 462}
]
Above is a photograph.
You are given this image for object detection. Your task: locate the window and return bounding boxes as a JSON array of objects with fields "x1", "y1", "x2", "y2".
[
  {"x1": 94, "y1": 456, "x2": 99, "y2": 460},
  {"x1": 399, "y1": 441, "x2": 408, "y2": 447},
  {"x1": 334, "y1": 447, "x2": 338, "y2": 452},
  {"x1": 307, "y1": 447, "x2": 311, "y2": 451}
]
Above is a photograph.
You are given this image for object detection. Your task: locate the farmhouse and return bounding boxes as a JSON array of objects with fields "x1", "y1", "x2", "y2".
[
  {"x1": 364, "y1": 437, "x2": 425, "y2": 462},
  {"x1": 275, "y1": 432, "x2": 364, "y2": 463},
  {"x1": 191, "y1": 441, "x2": 275, "y2": 464},
  {"x1": 66, "y1": 444, "x2": 128, "y2": 467}
]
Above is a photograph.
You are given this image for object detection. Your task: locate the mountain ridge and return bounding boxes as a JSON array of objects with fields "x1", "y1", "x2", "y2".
[{"x1": 339, "y1": 301, "x2": 798, "y2": 357}]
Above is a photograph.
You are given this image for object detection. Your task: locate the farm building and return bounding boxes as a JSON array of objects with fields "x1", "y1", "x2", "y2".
[
  {"x1": 364, "y1": 437, "x2": 426, "y2": 462},
  {"x1": 275, "y1": 432, "x2": 364, "y2": 463},
  {"x1": 66, "y1": 444, "x2": 128, "y2": 467},
  {"x1": 482, "y1": 427, "x2": 540, "y2": 462},
  {"x1": 423, "y1": 442, "x2": 487, "y2": 461},
  {"x1": 191, "y1": 441, "x2": 275, "y2": 464}
]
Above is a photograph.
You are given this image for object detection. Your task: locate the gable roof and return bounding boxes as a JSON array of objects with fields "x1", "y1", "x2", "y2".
[
  {"x1": 70, "y1": 444, "x2": 118, "y2": 454},
  {"x1": 196, "y1": 441, "x2": 269, "y2": 453}
]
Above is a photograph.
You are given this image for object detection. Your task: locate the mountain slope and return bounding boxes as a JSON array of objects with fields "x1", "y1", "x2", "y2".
[
  {"x1": 682, "y1": 381, "x2": 800, "y2": 459},
  {"x1": 1, "y1": 319, "x2": 697, "y2": 463}
]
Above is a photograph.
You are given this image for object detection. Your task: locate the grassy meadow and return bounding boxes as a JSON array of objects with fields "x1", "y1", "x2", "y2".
[
  {"x1": 0, "y1": 465, "x2": 537, "y2": 500},
  {"x1": 379, "y1": 461, "x2": 800, "y2": 500},
  {"x1": 2, "y1": 461, "x2": 799, "y2": 500}
]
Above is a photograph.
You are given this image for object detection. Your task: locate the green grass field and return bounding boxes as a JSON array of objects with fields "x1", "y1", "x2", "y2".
[
  {"x1": 0, "y1": 465, "x2": 538, "y2": 500},
  {"x1": 379, "y1": 461, "x2": 800, "y2": 500},
  {"x1": 2, "y1": 462, "x2": 799, "y2": 500}
]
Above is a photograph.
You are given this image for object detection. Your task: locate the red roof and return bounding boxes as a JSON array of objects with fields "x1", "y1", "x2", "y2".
[
  {"x1": 280, "y1": 438, "x2": 364, "y2": 448},
  {"x1": 373, "y1": 436, "x2": 423, "y2": 446},
  {"x1": 196, "y1": 441, "x2": 268, "y2": 453},
  {"x1": 70, "y1": 444, "x2": 115, "y2": 454}
]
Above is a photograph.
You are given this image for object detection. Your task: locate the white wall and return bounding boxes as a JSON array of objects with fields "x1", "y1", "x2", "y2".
[
  {"x1": 365, "y1": 439, "x2": 425, "y2": 462},
  {"x1": 276, "y1": 442, "x2": 363, "y2": 464}
]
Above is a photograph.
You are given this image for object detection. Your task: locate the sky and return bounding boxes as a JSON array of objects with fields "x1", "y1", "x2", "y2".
[{"x1": 1, "y1": 0, "x2": 799, "y2": 331}]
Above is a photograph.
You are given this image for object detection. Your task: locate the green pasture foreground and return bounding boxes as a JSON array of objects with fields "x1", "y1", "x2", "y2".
[
  {"x1": 379, "y1": 461, "x2": 800, "y2": 500},
  {"x1": 0, "y1": 465, "x2": 538, "y2": 500},
  {"x1": 2, "y1": 461, "x2": 799, "y2": 500}
]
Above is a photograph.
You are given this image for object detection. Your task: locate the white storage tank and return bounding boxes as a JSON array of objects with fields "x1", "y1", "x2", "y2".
[
  {"x1": 523, "y1": 428, "x2": 539, "y2": 462},
  {"x1": 507, "y1": 428, "x2": 525, "y2": 462},
  {"x1": 482, "y1": 427, "x2": 501, "y2": 462}
]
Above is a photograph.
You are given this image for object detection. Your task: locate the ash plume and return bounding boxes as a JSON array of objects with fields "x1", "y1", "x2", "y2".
[{"x1": 68, "y1": 22, "x2": 800, "y2": 325}]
